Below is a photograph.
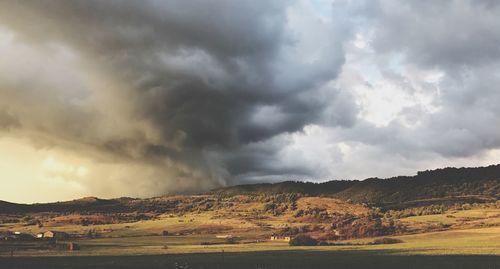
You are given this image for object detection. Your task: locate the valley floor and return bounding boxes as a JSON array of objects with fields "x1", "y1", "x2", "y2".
[
  {"x1": 1, "y1": 227, "x2": 499, "y2": 268},
  {"x1": 1, "y1": 196, "x2": 499, "y2": 268}
]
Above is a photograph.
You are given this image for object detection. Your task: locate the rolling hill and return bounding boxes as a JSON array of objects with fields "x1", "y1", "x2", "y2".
[
  {"x1": 214, "y1": 165, "x2": 500, "y2": 206},
  {"x1": 1, "y1": 165, "x2": 499, "y2": 214}
]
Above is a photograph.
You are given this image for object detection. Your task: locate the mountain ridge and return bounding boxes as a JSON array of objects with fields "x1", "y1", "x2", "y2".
[
  {"x1": 1, "y1": 164, "x2": 499, "y2": 213},
  {"x1": 213, "y1": 164, "x2": 500, "y2": 205}
]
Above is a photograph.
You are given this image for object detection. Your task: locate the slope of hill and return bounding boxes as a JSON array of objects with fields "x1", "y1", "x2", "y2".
[
  {"x1": 0, "y1": 200, "x2": 30, "y2": 212},
  {"x1": 215, "y1": 165, "x2": 500, "y2": 206},
  {"x1": 211, "y1": 180, "x2": 356, "y2": 196},
  {"x1": 331, "y1": 165, "x2": 499, "y2": 205},
  {"x1": 1, "y1": 165, "x2": 499, "y2": 214},
  {"x1": 0, "y1": 197, "x2": 131, "y2": 214}
]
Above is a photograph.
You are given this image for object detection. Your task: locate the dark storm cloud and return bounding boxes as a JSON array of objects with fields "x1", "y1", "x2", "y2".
[
  {"x1": 3, "y1": 0, "x2": 500, "y2": 195},
  {"x1": 0, "y1": 0, "x2": 354, "y2": 193}
]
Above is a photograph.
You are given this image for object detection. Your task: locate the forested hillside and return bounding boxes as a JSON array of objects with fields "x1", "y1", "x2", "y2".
[
  {"x1": 215, "y1": 165, "x2": 500, "y2": 206},
  {"x1": 2, "y1": 165, "x2": 499, "y2": 213}
]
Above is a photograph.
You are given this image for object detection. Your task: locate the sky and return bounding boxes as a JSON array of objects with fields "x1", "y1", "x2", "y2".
[{"x1": 1, "y1": 0, "x2": 500, "y2": 203}]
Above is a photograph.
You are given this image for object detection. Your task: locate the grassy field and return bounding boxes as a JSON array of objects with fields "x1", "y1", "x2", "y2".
[
  {"x1": 1, "y1": 201, "x2": 499, "y2": 268},
  {"x1": 401, "y1": 208, "x2": 500, "y2": 231},
  {"x1": 2, "y1": 227, "x2": 499, "y2": 256},
  {"x1": 1, "y1": 227, "x2": 499, "y2": 268}
]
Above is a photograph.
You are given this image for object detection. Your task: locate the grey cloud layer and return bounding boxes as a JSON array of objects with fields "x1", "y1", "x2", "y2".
[
  {"x1": 346, "y1": 0, "x2": 500, "y2": 158},
  {"x1": 1, "y1": 0, "x2": 500, "y2": 196}
]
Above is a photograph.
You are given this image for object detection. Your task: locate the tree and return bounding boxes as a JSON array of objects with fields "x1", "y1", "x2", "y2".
[{"x1": 289, "y1": 235, "x2": 318, "y2": 246}]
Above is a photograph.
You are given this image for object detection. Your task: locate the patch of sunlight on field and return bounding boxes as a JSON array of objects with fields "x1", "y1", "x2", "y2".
[
  {"x1": 3, "y1": 227, "x2": 499, "y2": 257},
  {"x1": 342, "y1": 226, "x2": 500, "y2": 255},
  {"x1": 403, "y1": 214, "x2": 457, "y2": 225},
  {"x1": 3, "y1": 212, "x2": 261, "y2": 239},
  {"x1": 452, "y1": 209, "x2": 500, "y2": 218},
  {"x1": 402, "y1": 208, "x2": 500, "y2": 226}
]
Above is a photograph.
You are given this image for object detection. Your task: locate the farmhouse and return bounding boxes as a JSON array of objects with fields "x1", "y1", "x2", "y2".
[
  {"x1": 270, "y1": 235, "x2": 291, "y2": 242},
  {"x1": 215, "y1": 234, "x2": 234, "y2": 239},
  {"x1": 42, "y1": 230, "x2": 69, "y2": 239}
]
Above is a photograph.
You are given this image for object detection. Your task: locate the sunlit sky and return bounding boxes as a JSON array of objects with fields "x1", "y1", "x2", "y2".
[{"x1": 1, "y1": 1, "x2": 500, "y2": 203}]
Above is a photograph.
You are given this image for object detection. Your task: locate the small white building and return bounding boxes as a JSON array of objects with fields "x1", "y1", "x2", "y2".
[
  {"x1": 270, "y1": 235, "x2": 291, "y2": 242},
  {"x1": 42, "y1": 231, "x2": 69, "y2": 239},
  {"x1": 216, "y1": 234, "x2": 234, "y2": 239}
]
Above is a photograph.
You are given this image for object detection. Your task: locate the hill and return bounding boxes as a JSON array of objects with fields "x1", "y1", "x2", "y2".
[
  {"x1": 211, "y1": 180, "x2": 356, "y2": 196},
  {"x1": 1, "y1": 164, "x2": 499, "y2": 213},
  {"x1": 215, "y1": 165, "x2": 500, "y2": 206}
]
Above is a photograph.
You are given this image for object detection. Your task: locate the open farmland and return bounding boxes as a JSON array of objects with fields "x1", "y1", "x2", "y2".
[
  {"x1": 1, "y1": 198, "x2": 499, "y2": 268},
  {"x1": 0, "y1": 227, "x2": 499, "y2": 268},
  {"x1": 1, "y1": 165, "x2": 499, "y2": 268}
]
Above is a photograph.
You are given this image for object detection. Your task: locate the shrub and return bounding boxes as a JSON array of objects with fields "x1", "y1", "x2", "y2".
[
  {"x1": 289, "y1": 235, "x2": 318, "y2": 246},
  {"x1": 372, "y1": 237, "x2": 403, "y2": 244},
  {"x1": 293, "y1": 209, "x2": 304, "y2": 218},
  {"x1": 317, "y1": 240, "x2": 329, "y2": 246},
  {"x1": 225, "y1": 237, "x2": 238, "y2": 244}
]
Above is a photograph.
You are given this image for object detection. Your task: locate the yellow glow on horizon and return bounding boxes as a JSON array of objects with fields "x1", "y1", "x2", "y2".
[
  {"x1": 0, "y1": 137, "x2": 89, "y2": 203},
  {"x1": 42, "y1": 156, "x2": 89, "y2": 178}
]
